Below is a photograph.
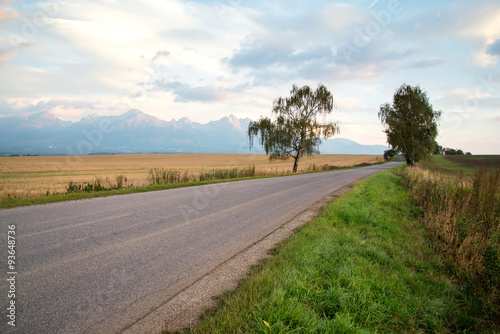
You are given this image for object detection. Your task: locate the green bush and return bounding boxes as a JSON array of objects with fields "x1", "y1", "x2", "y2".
[
  {"x1": 383, "y1": 148, "x2": 398, "y2": 161},
  {"x1": 65, "y1": 175, "x2": 130, "y2": 193}
]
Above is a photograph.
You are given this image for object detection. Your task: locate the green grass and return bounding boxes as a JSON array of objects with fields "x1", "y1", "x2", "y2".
[
  {"x1": 421, "y1": 155, "x2": 500, "y2": 174},
  {"x1": 169, "y1": 166, "x2": 485, "y2": 333}
]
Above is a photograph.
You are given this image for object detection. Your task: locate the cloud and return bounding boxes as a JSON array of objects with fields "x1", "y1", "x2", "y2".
[
  {"x1": 152, "y1": 80, "x2": 228, "y2": 102},
  {"x1": 162, "y1": 28, "x2": 214, "y2": 42},
  {"x1": 0, "y1": 98, "x2": 101, "y2": 119},
  {"x1": 225, "y1": 34, "x2": 334, "y2": 70},
  {"x1": 477, "y1": 96, "x2": 500, "y2": 110},
  {"x1": 221, "y1": 0, "x2": 427, "y2": 86},
  {"x1": 403, "y1": 1, "x2": 500, "y2": 66},
  {"x1": 226, "y1": 82, "x2": 251, "y2": 93},
  {"x1": 223, "y1": 32, "x2": 397, "y2": 84},
  {"x1": 409, "y1": 58, "x2": 445, "y2": 69},
  {"x1": 0, "y1": 0, "x2": 498, "y2": 153},
  {"x1": 486, "y1": 39, "x2": 500, "y2": 56},
  {"x1": 152, "y1": 50, "x2": 170, "y2": 62},
  {"x1": 0, "y1": 4, "x2": 19, "y2": 21},
  {"x1": 0, "y1": 49, "x2": 15, "y2": 64},
  {"x1": 223, "y1": 36, "x2": 341, "y2": 85}
]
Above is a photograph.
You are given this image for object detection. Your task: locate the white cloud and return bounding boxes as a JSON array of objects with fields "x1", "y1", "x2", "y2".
[
  {"x1": 0, "y1": 97, "x2": 102, "y2": 120},
  {"x1": 0, "y1": 0, "x2": 498, "y2": 152}
]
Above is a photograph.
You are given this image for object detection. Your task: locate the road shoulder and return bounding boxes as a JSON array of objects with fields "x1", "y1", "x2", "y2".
[{"x1": 123, "y1": 185, "x2": 354, "y2": 333}]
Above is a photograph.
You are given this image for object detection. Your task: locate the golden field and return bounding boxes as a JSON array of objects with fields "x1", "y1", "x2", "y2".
[{"x1": 0, "y1": 154, "x2": 382, "y2": 200}]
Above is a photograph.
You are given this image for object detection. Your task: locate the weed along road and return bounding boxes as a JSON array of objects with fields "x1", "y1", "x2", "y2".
[{"x1": 0, "y1": 162, "x2": 400, "y2": 333}]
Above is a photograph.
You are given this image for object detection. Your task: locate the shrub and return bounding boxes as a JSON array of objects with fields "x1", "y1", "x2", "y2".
[
  {"x1": 65, "y1": 175, "x2": 131, "y2": 193},
  {"x1": 198, "y1": 165, "x2": 255, "y2": 181},
  {"x1": 147, "y1": 167, "x2": 185, "y2": 185},
  {"x1": 147, "y1": 165, "x2": 256, "y2": 185},
  {"x1": 383, "y1": 148, "x2": 398, "y2": 161}
]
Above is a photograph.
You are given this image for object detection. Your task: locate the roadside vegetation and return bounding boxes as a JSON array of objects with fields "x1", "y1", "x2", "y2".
[
  {"x1": 167, "y1": 164, "x2": 499, "y2": 333},
  {"x1": 0, "y1": 158, "x2": 388, "y2": 209},
  {"x1": 402, "y1": 156, "x2": 500, "y2": 330},
  {"x1": 147, "y1": 166, "x2": 257, "y2": 185},
  {"x1": 383, "y1": 148, "x2": 399, "y2": 161},
  {"x1": 65, "y1": 175, "x2": 132, "y2": 193}
]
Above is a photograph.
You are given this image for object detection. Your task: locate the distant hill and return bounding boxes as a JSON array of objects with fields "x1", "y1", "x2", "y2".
[
  {"x1": 0, "y1": 110, "x2": 388, "y2": 155},
  {"x1": 320, "y1": 138, "x2": 389, "y2": 155}
]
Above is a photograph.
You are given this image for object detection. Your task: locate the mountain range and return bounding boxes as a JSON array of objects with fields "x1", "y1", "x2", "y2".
[{"x1": 0, "y1": 110, "x2": 389, "y2": 155}]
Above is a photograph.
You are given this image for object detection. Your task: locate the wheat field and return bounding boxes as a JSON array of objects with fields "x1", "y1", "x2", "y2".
[{"x1": 0, "y1": 154, "x2": 382, "y2": 200}]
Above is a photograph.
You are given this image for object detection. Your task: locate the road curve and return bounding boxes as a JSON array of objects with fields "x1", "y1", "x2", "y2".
[{"x1": 0, "y1": 161, "x2": 400, "y2": 333}]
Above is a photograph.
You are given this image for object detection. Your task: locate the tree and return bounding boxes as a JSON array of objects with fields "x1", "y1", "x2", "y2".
[
  {"x1": 444, "y1": 148, "x2": 457, "y2": 155},
  {"x1": 383, "y1": 148, "x2": 399, "y2": 161},
  {"x1": 444, "y1": 147, "x2": 470, "y2": 155},
  {"x1": 248, "y1": 84, "x2": 339, "y2": 173},
  {"x1": 433, "y1": 143, "x2": 444, "y2": 155},
  {"x1": 378, "y1": 83, "x2": 441, "y2": 166}
]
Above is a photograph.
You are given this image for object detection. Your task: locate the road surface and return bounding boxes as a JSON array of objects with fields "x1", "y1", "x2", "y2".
[{"x1": 0, "y1": 161, "x2": 400, "y2": 333}]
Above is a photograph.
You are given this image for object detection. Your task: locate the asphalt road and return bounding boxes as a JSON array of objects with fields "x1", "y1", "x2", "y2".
[{"x1": 0, "y1": 161, "x2": 400, "y2": 333}]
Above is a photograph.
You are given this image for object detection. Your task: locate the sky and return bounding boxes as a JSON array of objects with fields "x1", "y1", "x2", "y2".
[{"x1": 0, "y1": 0, "x2": 499, "y2": 154}]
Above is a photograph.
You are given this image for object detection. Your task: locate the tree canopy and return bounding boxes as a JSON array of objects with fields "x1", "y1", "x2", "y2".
[
  {"x1": 248, "y1": 84, "x2": 339, "y2": 173},
  {"x1": 383, "y1": 148, "x2": 399, "y2": 161},
  {"x1": 378, "y1": 83, "x2": 441, "y2": 166}
]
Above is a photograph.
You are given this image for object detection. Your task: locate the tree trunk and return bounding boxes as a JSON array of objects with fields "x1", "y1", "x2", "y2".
[
  {"x1": 292, "y1": 145, "x2": 302, "y2": 173},
  {"x1": 292, "y1": 156, "x2": 299, "y2": 173}
]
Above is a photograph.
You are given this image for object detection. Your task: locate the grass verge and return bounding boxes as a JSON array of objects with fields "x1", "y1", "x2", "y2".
[
  {"x1": 403, "y1": 165, "x2": 500, "y2": 330},
  {"x1": 167, "y1": 166, "x2": 492, "y2": 333}
]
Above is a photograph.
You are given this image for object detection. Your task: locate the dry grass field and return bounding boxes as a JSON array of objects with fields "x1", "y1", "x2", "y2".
[{"x1": 0, "y1": 154, "x2": 382, "y2": 200}]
